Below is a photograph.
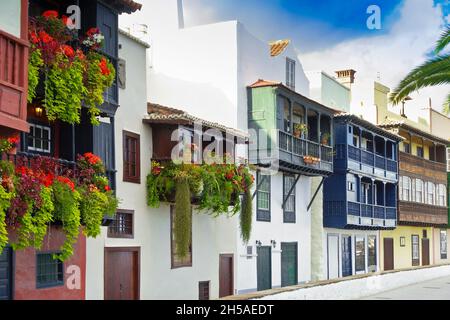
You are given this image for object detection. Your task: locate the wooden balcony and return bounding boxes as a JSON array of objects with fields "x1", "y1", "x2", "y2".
[
  {"x1": 0, "y1": 29, "x2": 29, "y2": 132},
  {"x1": 398, "y1": 201, "x2": 448, "y2": 226},
  {"x1": 399, "y1": 151, "x2": 447, "y2": 184}
]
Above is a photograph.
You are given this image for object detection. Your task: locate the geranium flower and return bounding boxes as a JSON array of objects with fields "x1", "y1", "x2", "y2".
[
  {"x1": 38, "y1": 31, "x2": 53, "y2": 44},
  {"x1": 42, "y1": 173, "x2": 54, "y2": 187},
  {"x1": 42, "y1": 10, "x2": 58, "y2": 19},
  {"x1": 83, "y1": 152, "x2": 101, "y2": 165},
  {"x1": 62, "y1": 15, "x2": 74, "y2": 27},
  {"x1": 86, "y1": 27, "x2": 100, "y2": 37},
  {"x1": 60, "y1": 44, "x2": 75, "y2": 58},
  {"x1": 104, "y1": 185, "x2": 111, "y2": 192},
  {"x1": 7, "y1": 136, "x2": 19, "y2": 146},
  {"x1": 30, "y1": 31, "x2": 40, "y2": 44},
  {"x1": 99, "y1": 58, "x2": 110, "y2": 76},
  {"x1": 56, "y1": 176, "x2": 75, "y2": 191}
]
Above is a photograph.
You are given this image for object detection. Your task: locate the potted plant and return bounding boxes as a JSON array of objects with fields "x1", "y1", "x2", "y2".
[
  {"x1": 294, "y1": 123, "x2": 308, "y2": 138},
  {"x1": 303, "y1": 155, "x2": 321, "y2": 165},
  {"x1": 321, "y1": 132, "x2": 331, "y2": 145}
]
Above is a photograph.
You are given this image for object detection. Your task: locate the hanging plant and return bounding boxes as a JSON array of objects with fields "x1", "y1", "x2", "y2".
[
  {"x1": 27, "y1": 11, "x2": 116, "y2": 125},
  {"x1": 174, "y1": 177, "x2": 192, "y2": 258},
  {"x1": 147, "y1": 158, "x2": 255, "y2": 243},
  {"x1": 0, "y1": 185, "x2": 13, "y2": 254},
  {"x1": 240, "y1": 189, "x2": 253, "y2": 244}
]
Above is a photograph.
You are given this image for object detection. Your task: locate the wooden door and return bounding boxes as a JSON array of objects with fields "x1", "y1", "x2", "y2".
[
  {"x1": 383, "y1": 238, "x2": 394, "y2": 271},
  {"x1": 422, "y1": 238, "x2": 430, "y2": 266},
  {"x1": 327, "y1": 235, "x2": 339, "y2": 279},
  {"x1": 342, "y1": 236, "x2": 352, "y2": 277},
  {"x1": 219, "y1": 254, "x2": 233, "y2": 298},
  {"x1": 104, "y1": 247, "x2": 140, "y2": 300},
  {"x1": 281, "y1": 242, "x2": 298, "y2": 287},
  {"x1": 0, "y1": 247, "x2": 12, "y2": 300},
  {"x1": 257, "y1": 246, "x2": 272, "y2": 291}
]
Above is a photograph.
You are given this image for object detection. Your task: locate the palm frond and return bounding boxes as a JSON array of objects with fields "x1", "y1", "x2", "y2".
[
  {"x1": 390, "y1": 54, "x2": 450, "y2": 104},
  {"x1": 443, "y1": 93, "x2": 450, "y2": 115},
  {"x1": 435, "y1": 26, "x2": 450, "y2": 55}
]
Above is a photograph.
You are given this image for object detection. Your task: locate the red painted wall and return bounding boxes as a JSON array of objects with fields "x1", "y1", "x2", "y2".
[{"x1": 11, "y1": 225, "x2": 86, "y2": 300}]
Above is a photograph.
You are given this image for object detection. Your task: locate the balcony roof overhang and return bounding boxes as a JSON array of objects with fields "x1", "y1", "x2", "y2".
[
  {"x1": 103, "y1": 0, "x2": 142, "y2": 14},
  {"x1": 144, "y1": 103, "x2": 249, "y2": 141},
  {"x1": 335, "y1": 113, "x2": 404, "y2": 142},
  {"x1": 380, "y1": 120, "x2": 449, "y2": 146}
]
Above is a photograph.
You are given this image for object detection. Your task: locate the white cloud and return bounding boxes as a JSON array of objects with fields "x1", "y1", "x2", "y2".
[{"x1": 300, "y1": 0, "x2": 449, "y2": 114}]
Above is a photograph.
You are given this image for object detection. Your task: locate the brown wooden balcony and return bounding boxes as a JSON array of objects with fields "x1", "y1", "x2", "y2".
[
  {"x1": 0, "y1": 29, "x2": 29, "y2": 132},
  {"x1": 399, "y1": 152, "x2": 447, "y2": 184},
  {"x1": 398, "y1": 201, "x2": 448, "y2": 226}
]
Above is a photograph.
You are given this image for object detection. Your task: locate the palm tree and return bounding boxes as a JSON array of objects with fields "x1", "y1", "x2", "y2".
[{"x1": 390, "y1": 26, "x2": 450, "y2": 115}]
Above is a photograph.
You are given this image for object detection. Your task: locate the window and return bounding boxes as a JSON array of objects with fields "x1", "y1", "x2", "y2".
[
  {"x1": 118, "y1": 58, "x2": 126, "y2": 89},
  {"x1": 170, "y1": 206, "x2": 192, "y2": 268},
  {"x1": 256, "y1": 172, "x2": 271, "y2": 222},
  {"x1": 348, "y1": 181, "x2": 355, "y2": 192},
  {"x1": 401, "y1": 176, "x2": 411, "y2": 201},
  {"x1": 361, "y1": 182, "x2": 370, "y2": 204},
  {"x1": 108, "y1": 210, "x2": 133, "y2": 238},
  {"x1": 368, "y1": 235, "x2": 377, "y2": 272},
  {"x1": 438, "y1": 184, "x2": 447, "y2": 207},
  {"x1": 416, "y1": 146, "x2": 424, "y2": 158},
  {"x1": 426, "y1": 182, "x2": 435, "y2": 205},
  {"x1": 415, "y1": 179, "x2": 424, "y2": 203},
  {"x1": 412, "y1": 235, "x2": 420, "y2": 266},
  {"x1": 440, "y1": 230, "x2": 447, "y2": 260},
  {"x1": 123, "y1": 131, "x2": 140, "y2": 183},
  {"x1": 352, "y1": 135, "x2": 359, "y2": 147},
  {"x1": 283, "y1": 175, "x2": 296, "y2": 223},
  {"x1": 447, "y1": 147, "x2": 450, "y2": 172},
  {"x1": 36, "y1": 253, "x2": 64, "y2": 288},
  {"x1": 403, "y1": 142, "x2": 410, "y2": 153},
  {"x1": 286, "y1": 58, "x2": 296, "y2": 90},
  {"x1": 355, "y1": 236, "x2": 366, "y2": 273},
  {"x1": 246, "y1": 246, "x2": 253, "y2": 260},
  {"x1": 198, "y1": 281, "x2": 210, "y2": 300},
  {"x1": 28, "y1": 124, "x2": 51, "y2": 153}
]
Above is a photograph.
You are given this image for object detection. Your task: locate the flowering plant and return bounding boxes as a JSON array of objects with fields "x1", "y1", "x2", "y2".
[
  {"x1": 27, "y1": 11, "x2": 116, "y2": 125},
  {"x1": 0, "y1": 136, "x2": 20, "y2": 153}
]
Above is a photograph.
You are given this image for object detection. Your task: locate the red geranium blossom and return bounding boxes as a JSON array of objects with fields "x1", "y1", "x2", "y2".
[
  {"x1": 83, "y1": 152, "x2": 102, "y2": 165},
  {"x1": 7, "y1": 136, "x2": 19, "y2": 146},
  {"x1": 30, "y1": 31, "x2": 40, "y2": 44},
  {"x1": 104, "y1": 185, "x2": 111, "y2": 192},
  {"x1": 86, "y1": 27, "x2": 100, "y2": 37},
  {"x1": 99, "y1": 58, "x2": 110, "y2": 76},
  {"x1": 60, "y1": 44, "x2": 75, "y2": 58},
  {"x1": 38, "y1": 31, "x2": 53, "y2": 44},
  {"x1": 62, "y1": 15, "x2": 74, "y2": 27},
  {"x1": 42, "y1": 173, "x2": 54, "y2": 187},
  {"x1": 56, "y1": 176, "x2": 75, "y2": 191},
  {"x1": 42, "y1": 10, "x2": 58, "y2": 19}
]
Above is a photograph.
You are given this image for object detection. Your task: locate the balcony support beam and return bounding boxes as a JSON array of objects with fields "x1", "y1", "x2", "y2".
[
  {"x1": 307, "y1": 176, "x2": 324, "y2": 212},
  {"x1": 283, "y1": 174, "x2": 302, "y2": 210}
]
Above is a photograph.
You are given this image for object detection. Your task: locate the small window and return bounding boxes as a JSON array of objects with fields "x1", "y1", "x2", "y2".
[
  {"x1": 412, "y1": 235, "x2": 420, "y2": 266},
  {"x1": 438, "y1": 184, "x2": 447, "y2": 207},
  {"x1": 256, "y1": 172, "x2": 271, "y2": 222},
  {"x1": 426, "y1": 181, "x2": 435, "y2": 205},
  {"x1": 108, "y1": 210, "x2": 134, "y2": 238},
  {"x1": 440, "y1": 230, "x2": 447, "y2": 260},
  {"x1": 401, "y1": 176, "x2": 411, "y2": 202},
  {"x1": 403, "y1": 143, "x2": 410, "y2": 154},
  {"x1": 36, "y1": 253, "x2": 64, "y2": 288},
  {"x1": 415, "y1": 179, "x2": 424, "y2": 203},
  {"x1": 247, "y1": 246, "x2": 253, "y2": 260},
  {"x1": 446, "y1": 147, "x2": 450, "y2": 172},
  {"x1": 171, "y1": 205, "x2": 192, "y2": 269},
  {"x1": 199, "y1": 281, "x2": 210, "y2": 300},
  {"x1": 123, "y1": 131, "x2": 141, "y2": 184},
  {"x1": 286, "y1": 58, "x2": 296, "y2": 90},
  {"x1": 28, "y1": 124, "x2": 51, "y2": 153},
  {"x1": 283, "y1": 174, "x2": 296, "y2": 223},
  {"x1": 416, "y1": 146, "x2": 424, "y2": 158},
  {"x1": 355, "y1": 236, "x2": 366, "y2": 273},
  {"x1": 348, "y1": 182, "x2": 355, "y2": 192}
]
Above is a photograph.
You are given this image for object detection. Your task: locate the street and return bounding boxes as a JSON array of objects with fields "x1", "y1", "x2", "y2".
[{"x1": 362, "y1": 276, "x2": 450, "y2": 300}]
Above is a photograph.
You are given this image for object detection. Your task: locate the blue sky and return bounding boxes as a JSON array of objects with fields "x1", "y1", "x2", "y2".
[{"x1": 184, "y1": 0, "x2": 448, "y2": 52}]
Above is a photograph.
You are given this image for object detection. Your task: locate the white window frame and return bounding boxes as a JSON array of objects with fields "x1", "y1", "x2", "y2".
[
  {"x1": 28, "y1": 124, "x2": 51, "y2": 153},
  {"x1": 401, "y1": 176, "x2": 411, "y2": 202},
  {"x1": 427, "y1": 181, "x2": 435, "y2": 205},
  {"x1": 438, "y1": 184, "x2": 447, "y2": 207},
  {"x1": 447, "y1": 147, "x2": 450, "y2": 172},
  {"x1": 286, "y1": 58, "x2": 296, "y2": 91},
  {"x1": 415, "y1": 179, "x2": 424, "y2": 203}
]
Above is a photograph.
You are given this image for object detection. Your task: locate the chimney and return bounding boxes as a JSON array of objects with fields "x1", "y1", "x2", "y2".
[{"x1": 335, "y1": 69, "x2": 356, "y2": 88}]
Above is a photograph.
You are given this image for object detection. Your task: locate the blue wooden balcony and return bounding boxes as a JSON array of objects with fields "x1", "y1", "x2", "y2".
[{"x1": 324, "y1": 200, "x2": 397, "y2": 229}]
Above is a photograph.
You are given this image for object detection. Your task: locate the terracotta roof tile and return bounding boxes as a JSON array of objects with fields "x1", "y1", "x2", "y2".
[
  {"x1": 269, "y1": 39, "x2": 290, "y2": 57},
  {"x1": 103, "y1": 0, "x2": 142, "y2": 14},
  {"x1": 249, "y1": 79, "x2": 282, "y2": 88},
  {"x1": 145, "y1": 103, "x2": 249, "y2": 139}
]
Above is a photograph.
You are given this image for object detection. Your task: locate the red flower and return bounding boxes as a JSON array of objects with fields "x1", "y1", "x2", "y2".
[
  {"x1": 42, "y1": 10, "x2": 58, "y2": 19},
  {"x1": 42, "y1": 173, "x2": 54, "y2": 187},
  {"x1": 104, "y1": 185, "x2": 111, "y2": 192},
  {"x1": 225, "y1": 171, "x2": 234, "y2": 181},
  {"x1": 152, "y1": 167, "x2": 161, "y2": 176},
  {"x1": 62, "y1": 15, "x2": 74, "y2": 27},
  {"x1": 7, "y1": 136, "x2": 19, "y2": 146},
  {"x1": 38, "y1": 31, "x2": 53, "y2": 44},
  {"x1": 56, "y1": 176, "x2": 75, "y2": 191},
  {"x1": 83, "y1": 152, "x2": 102, "y2": 165},
  {"x1": 30, "y1": 31, "x2": 40, "y2": 44},
  {"x1": 60, "y1": 44, "x2": 75, "y2": 58},
  {"x1": 99, "y1": 58, "x2": 110, "y2": 76},
  {"x1": 86, "y1": 27, "x2": 100, "y2": 37}
]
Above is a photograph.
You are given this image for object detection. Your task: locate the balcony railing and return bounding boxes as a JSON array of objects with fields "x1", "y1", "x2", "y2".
[
  {"x1": 2, "y1": 152, "x2": 77, "y2": 176},
  {"x1": 347, "y1": 145, "x2": 397, "y2": 174},
  {"x1": 279, "y1": 131, "x2": 332, "y2": 163},
  {"x1": 347, "y1": 201, "x2": 397, "y2": 220},
  {"x1": 399, "y1": 152, "x2": 447, "y2": 184},
  {"x1": 398, "y1": 201, "x2": 448, "y2": 225}
]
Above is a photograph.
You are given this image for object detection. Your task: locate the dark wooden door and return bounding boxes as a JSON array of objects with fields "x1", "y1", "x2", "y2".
[
  {"x1": 257, "y1": 246, "x2": 272, "y2": 291},
  {"x1": 422, "y1": 238, "x2": 430, "y2": 266},
  {"x1": 104, "y1": 248, "x2": 140, "y2": 300},
  {"x1": 342, "y1": 236, "x2": 352, "y2": 277},
  {"x1": 281, "y1": 243, "x2": 298, "y2": 287},
  {"x1": 0, "y1": 247, "x2": 12, "y2": 300},
  {"x1": 384, "y1": 238, "x2": 394, "y2": 271},
  {"x1": 219, "y1": 254, "x2": 233, "y2": 298}
]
